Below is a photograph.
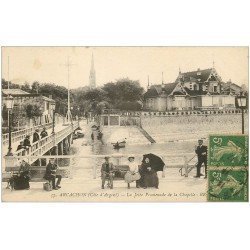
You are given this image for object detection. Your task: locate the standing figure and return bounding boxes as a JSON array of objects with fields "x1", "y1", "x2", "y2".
[
  {"x1": 124, "y1": 156, "x2": 140, "y2": 189},
  {"x1": 16, "y1": 141, "x2": 25, "y2": 151},
  {"x1": 40, "y1": 127, "x2": 48, "y2": 138},
  {"x1": 23, "y1": 135, "x2": 31, "y2": 148},
  {"x1": 44, "y1": 159, "x2": 62, "y2": 190},
  {"x1": 194, "y1": 139, "x2": 207, "y2": 178},
  {"x1": 101, "y1": 156, "x2": 114, "y2": 189},
  {"x1": 33, "y1": 129, "x2": 40, "y2": 143},
  {"x1": 97, "y1": 126, "x2": 104, "y2": 145}
]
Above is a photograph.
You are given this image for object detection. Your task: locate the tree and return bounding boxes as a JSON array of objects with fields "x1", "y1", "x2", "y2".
[
  {"x1": 21, "y1": 82, "x2": 31, "y2": 93},
  {"x1": 24, "y1": 104, "x2": 43, "y2": 119},
  {"x1": 102, "y1": 78, "x2": 144, "y2": 108},
  {"x1": 116, "y1": 100, "x2": 143, "y2": 111},
  {"x1": 31, "y1": 81, "x2": 40, "y2": 94},
  {"x1": 1, "y1": 78, "x2": 21, "y2": 89},
  {"x1": 75, "y1": 88, "x2": 110, "y2": 115}
]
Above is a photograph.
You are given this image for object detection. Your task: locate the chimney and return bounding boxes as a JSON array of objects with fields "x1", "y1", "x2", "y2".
[{"x1": 49, "y1": 95, "x2": 53, "y2": 100}]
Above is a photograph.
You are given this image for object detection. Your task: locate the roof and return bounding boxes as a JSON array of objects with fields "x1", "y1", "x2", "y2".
[
  {"x1": 41, "y1": 96, "x2": 55, "y2": 102},
  {"x1": 2, "y1": 88, "x2": 30, "y2": 96},
  {"x1": 176, "y1": 68, "x2": 215, "y2": 83},
  {"x1": 144, "y1": 82, "x2": 177, "y2": 98},
  {"x1": 222, "y1": 82, "x2": 242, "y2": 90},
  {"x1": 184, "y1": 88, "x2": 208, "y2": 96},
  {"x1": 2, "y1": 88, "x2": 55, "y2": 102}
]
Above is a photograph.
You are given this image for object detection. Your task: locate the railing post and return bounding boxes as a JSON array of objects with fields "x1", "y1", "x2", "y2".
[
  {"x1": 4, "y1": 156, "x2": 16, "y2": 171},
  {"x1": 184, "y1": 156, "x2": 188, "y2": 177},
  {"x1": 115, "y1": 157, "x2": 120, "y2": 166},
  {"x1": 93, "y1": 158, "x2": 97, "y2": 179},
  {"x1": 68, "y1": 157, "x2": 73, "y2": 179}
]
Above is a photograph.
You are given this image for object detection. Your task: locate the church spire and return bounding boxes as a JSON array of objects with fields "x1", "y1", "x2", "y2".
[
  {"x1": 147, "y1": 75, "x2": 150, "y2": 90},
  {"x1": 89, "y1": 52, "x2": 96, "y2": 89}
]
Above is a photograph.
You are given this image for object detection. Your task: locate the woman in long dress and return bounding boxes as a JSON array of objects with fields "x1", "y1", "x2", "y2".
[
  {"x1": 9, "y1": 160, "x2": 31, "y2": 190},
  {"x1": 124, "y1": 156, "x2": 140, "y2": 189},
  {"x1": 139, "y1": 157, "x2": 159, "y2": 189}
]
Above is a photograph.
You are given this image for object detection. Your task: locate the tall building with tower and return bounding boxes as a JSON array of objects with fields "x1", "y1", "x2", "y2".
[{"x1": 89, "y1": 53, "x2": 96, "y2": 89}]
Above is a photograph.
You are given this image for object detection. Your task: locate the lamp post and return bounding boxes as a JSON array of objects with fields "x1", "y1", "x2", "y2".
[
  {"x1": 235, "y1": 92, "x2": 247, "y2": 134},
  {"x1": 6, "y1": 94, "x2": 14, "y2": 156},
  {"x1": 70, "y1": 106, "x2": 74, "y2": 124},
  {"x1": 77, "y1": 107, "x2": 80, "y2": 122},
  {"x1": 51, "y1": 102, "x2": 56, "y2": 134}
]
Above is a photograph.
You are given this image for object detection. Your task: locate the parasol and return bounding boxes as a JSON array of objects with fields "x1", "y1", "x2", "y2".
[{"x1": 142, "y1": 153, "x2": 166, "y2": 172}]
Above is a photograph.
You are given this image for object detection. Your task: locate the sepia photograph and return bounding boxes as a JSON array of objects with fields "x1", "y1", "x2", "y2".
[{"x1": 1, "y1": 46, "x2": 248, "y2": 202}]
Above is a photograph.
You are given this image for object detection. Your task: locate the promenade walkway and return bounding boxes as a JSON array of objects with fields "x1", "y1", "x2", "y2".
[{"x1": 3, "y1": 121, "x2": 79, "y2": 170}]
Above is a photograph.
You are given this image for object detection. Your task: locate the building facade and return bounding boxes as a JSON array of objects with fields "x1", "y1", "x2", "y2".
[
  {"x1": 144, "y1": 68, "x2": 241, "y2": 111},
  {"x1": 2, "y1": 89, "x2": 56, "y2": 125}
]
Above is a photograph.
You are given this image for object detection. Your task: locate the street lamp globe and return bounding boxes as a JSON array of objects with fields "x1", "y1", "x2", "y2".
[
  {"x1": 6, "y1": 94, "x2": 14, "y2": 156},
  {"x1": 6, "y1": 94, "x2": 14, "y2": 110},
  {"x1": 236, "y1": 93, "x2": 247, "y2": 109},
  {"x1": 235, "y1": 92, "x2": 248, "y2": 134}
]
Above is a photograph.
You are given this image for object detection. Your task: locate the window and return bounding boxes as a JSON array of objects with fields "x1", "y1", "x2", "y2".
[
  {"x1": 189, "y1": 83, "x2": 193, "y2": 90},
  {"x1": 214, "y1": 86, "x2": 217, "y2": 92}
]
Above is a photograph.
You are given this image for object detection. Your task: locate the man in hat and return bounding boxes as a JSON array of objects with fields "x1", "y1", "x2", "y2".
[
  {"x1": 33, "y1": 129, "x2": 40, "y2": 143},
  {"x1": 44, "y1": 158, "x2": 62, "y2": 190},
  {"x1": 40, "y1": 127, "x2": 48, "y2": 138},
  {"x1": 16, "y1": 141, "x2": 25, "y2": 151},
  {"x1": 23, "y1": 135, "x2": 31, "y2": 148},
  {"x1": 101, "y1": 156, "x2": 114, "y2": 189},
  {"x1": 194, "y1": 139, "x2": 207, "y2": 178}
]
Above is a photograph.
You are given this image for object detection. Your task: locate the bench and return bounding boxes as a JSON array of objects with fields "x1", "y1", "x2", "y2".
[
  {"x1": 111, "y1": 165, "x2": 130, "y2": 180},
  {"x1": 2, "y1": 166, "x2": 70, "y2": 183},
  {"x1": 104, "y1": 165, "x2": 138, "y2": 189}
]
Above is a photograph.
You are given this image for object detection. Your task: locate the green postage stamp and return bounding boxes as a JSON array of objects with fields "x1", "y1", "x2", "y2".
[
  {"x1": 208, "y1": 168, "x2": 248, "y2": 202},
  {"x1": 208, "y1": 135, "x2": 248, "y2": 202},
  {"x1": 208, "y1": 135, "x2": 248, "y2": 167}
]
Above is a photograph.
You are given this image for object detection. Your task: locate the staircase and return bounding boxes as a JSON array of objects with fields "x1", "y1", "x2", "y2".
[{"x1": 137, "y1": 126, "x2": 156, "y2": 143}]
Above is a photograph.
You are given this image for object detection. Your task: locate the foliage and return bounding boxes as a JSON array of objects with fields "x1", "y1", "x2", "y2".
[
  {"x1": 116, "y1": 100, "x2": 143, "y2": 111},
  {"x1": 2, "y1": 79, "x2": 32, "y2": 93},
  {"x1": 103, "y1": 78, "x2": 144, "y2": 104},
  {"x1": 24, "y1": 104, "x2": 43, "y2": 118},
  {"x1": 2, "y1": 77, "x2": 145, "y2": 118},
  {"x1": 74, "y1": 78, "x2": 144, "y2": 114}
]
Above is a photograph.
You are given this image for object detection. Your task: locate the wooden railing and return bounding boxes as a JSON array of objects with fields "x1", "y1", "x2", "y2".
[
  {"x1": 2, "y1": 122, "x2": 53, "y2": 146},
  {"x1": 4, "y1": 121, "x2": 79, "y2": 169}
]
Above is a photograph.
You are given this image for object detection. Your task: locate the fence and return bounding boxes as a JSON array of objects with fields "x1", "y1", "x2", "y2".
[
  {"x1": 4, "y1": 121, "x2": 79, "y2": 168},
  {"x1": 2, "y1": 122, "x2": 53, "y2": 146}
]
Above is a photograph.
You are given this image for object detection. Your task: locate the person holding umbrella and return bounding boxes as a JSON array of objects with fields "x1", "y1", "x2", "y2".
[
  {"x1": 139, "y1": 153, "x2": 166, "y2": 189},
  {"x1": 139, "y1": 157, "x2": 157, "y2": 189}
]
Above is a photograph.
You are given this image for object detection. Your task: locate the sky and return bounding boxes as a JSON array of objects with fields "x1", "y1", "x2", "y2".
[{"x1": 1, "y1": 47, "x2": 248, "y2": 90}]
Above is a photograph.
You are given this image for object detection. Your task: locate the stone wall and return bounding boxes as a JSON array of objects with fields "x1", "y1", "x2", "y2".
[{"x1": 141, "y1": 113, "x2": 249, "y2": 143}]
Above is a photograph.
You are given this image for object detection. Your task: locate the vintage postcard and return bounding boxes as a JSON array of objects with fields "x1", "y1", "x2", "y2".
[{"x1": 1, "y1": 46, "x2": 248, "y2": 202}]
